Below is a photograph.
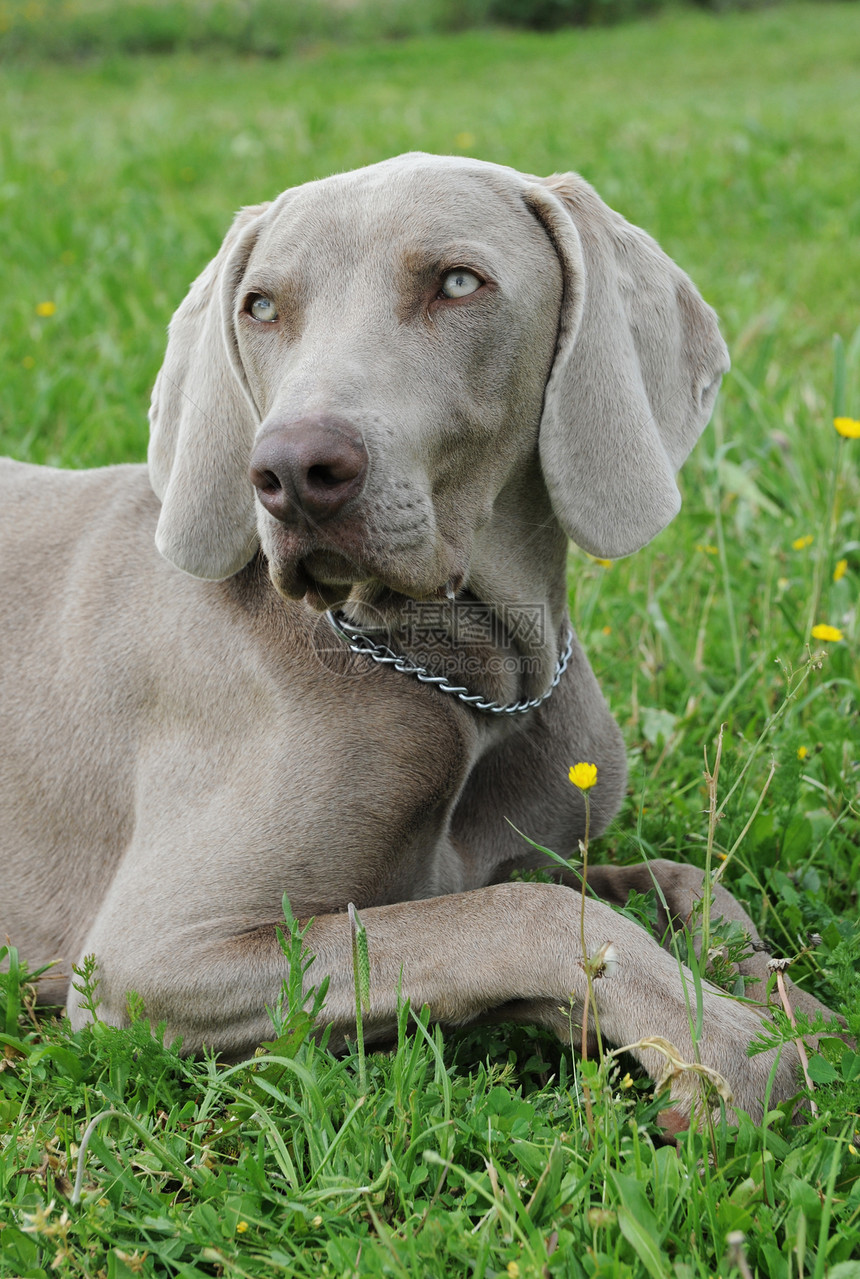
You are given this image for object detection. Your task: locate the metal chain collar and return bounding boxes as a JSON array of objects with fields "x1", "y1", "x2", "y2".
[{"x1": 325, "y1": 609, "x2": 573, "y2": 716}]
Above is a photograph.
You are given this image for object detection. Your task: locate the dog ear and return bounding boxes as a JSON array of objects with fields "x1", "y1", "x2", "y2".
[
  {"x1": 148, "y1": 203, "x2": 269, "y2": 579},
  {"x1": 525, "y1": 175, "x2": 729, "y2": 559}
]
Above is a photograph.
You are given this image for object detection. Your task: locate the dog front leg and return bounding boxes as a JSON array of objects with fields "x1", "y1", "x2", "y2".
[
  {"x1": 302, "y1": 882, "x2": 798, "y2": 1123},
  {"x1": 584, "y1": 861, "x2": 844, "y2": 1033},
  {"x1": 72, "y1": 879, "x2": 799, "y2": 1123}
]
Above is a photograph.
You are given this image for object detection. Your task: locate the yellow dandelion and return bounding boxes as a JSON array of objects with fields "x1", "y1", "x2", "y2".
[
  {"x1": 833, "y1": 559, "x2": 848, "y2": 582},
  {"x1": 601, "y1": 625, "x2": 612, "y2": 636},
  {"x1": 569, "y1": 762, "x2": 597, "y2": 790},
  {"x1": 797, "y1": 746, "x2": 808, "y2": 761},
  {"x1": 507, "y1": 1264, "x2": 521, "y2": 1279},
  {"x1": 696, "y1": 543, "x2": 719, "y2": 555},
  {"x1": 593, "y1": 557, "x2": 613, "y2": 568},
  {"x1": 811, "y1": 624, "x2": 844, "y2": 643},
  {"x1": 236, "y1": 1221, "x2": 249, "y2": 1233},
  {"x1": 792, "y1": 534, "x2": 814, "y2": 550},
  {"x1": 35, "y1": 301, "x2": 57, "y2": 317},
  {"x1": 834, "y1": 417, "x2": 860, "y2": 439}
]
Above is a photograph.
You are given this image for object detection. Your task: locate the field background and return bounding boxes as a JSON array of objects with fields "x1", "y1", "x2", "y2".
[{"x1": 1, "y1": 2, "x2": 859, "y2": 1275}]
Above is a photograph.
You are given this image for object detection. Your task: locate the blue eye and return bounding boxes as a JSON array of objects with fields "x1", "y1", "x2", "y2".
[
  {"x1": 248, "y1": 295, "x2": 279, "y2": 322},
  {"x1": 440, "y1": 270, "x2": 481, "y2": 299}
]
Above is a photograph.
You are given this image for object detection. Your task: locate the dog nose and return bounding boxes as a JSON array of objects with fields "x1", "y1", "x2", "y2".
[{"x1": 250, "y1": 417, "x2": 368, "y2": 525}]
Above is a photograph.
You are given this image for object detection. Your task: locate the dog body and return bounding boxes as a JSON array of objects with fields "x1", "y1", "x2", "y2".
[{"x1": 1, "y1": 154, "x2": 829, "y2": 1121}]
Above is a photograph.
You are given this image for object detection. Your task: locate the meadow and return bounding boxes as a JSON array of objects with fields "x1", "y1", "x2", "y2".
[{"x1": 1, "y1": 3, "x2": 859, "y2": 1274}]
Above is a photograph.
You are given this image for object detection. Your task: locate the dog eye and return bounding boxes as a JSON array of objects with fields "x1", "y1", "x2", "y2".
[
  {"x1": 440, "y1": 269, "x2": 482, "y2": 299},
  {"x1": 247, "y1": 295, "x2": 279, "y2": 323}
]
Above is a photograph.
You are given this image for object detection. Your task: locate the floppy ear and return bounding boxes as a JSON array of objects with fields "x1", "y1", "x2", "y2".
[
  {"x1": 525, "y1": 175, "x2": 729, "y2": 559},
  {"x1": 148, "y1": 203, "x2": 269, "y2": 579}
]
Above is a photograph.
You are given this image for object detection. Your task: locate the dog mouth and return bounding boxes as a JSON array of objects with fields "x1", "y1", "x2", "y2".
[
  {"x1": 266, "y1": 550, "x2": 359, "y2": 611},
  {"x1": 267, "y1": 550, "x2": 466, "y2": 618},
  {"x1": 260, "y1": 520, "x2": 466, "y2": 614}
]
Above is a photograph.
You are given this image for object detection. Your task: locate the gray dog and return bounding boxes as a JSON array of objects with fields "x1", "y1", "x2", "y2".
[{"x1": 1, "y1": 154, "x2": 832, "y2": 1127}]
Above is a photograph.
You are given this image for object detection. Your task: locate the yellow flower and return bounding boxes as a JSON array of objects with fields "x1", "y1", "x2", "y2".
[
  {"x1": 833, "y1": 559, "x2": 848, "y2": 583},
  {"x1": 569, "y1": 762, "x2": 597, "y2": 790},
  {"x1": 621, "y1": 1072, "x2": 633, "y2": 1089},
  {"x1": 507, "y1": 1264, "x2": 521, "y2": 1279},
  {"x1": 455, "y1": 131, "x2": 476, "y2": 150},
  {"x1": 35, "y1": 300, "x2": 57, "y2": 317},
  {"x1": 797, "y1": 746, "x2": 808, "y2": 761},
  {"x1": 695, "y1": 543, "x2": 719, "y2": 555},
  {"x1": 792, "y1": 534, "x2": 814, "y2": 550},
  {"x1": 811, "y1": 624, "x2": 844, "y2": 643},
  {"x1": 593, "y1": 557, "x2": 613, "y2": 567},
  {"x1": 236, "y1": 1221, "x2": 249, "y2": 1233},
  {"x1": 834, "y1": 417, "x2": 860, "y2": 439}
]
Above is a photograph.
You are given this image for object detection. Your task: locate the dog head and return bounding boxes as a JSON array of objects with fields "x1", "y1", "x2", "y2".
[{"x1": 148, "y1": 153, "x2": 728, "y2": 609}]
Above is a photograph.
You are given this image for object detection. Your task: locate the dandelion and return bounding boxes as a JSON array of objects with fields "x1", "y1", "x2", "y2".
[
  {"x1": 696, "y1": 543, "x2": 719, "y2": 555},
  {"x1": 507, "y1": 1264, "x2": 520, "y2": 1279},
  {"x1": 797, "y1": 746, "x2": 808, "y2": 761},
  {"x1": 568, "y1": 760, "x2": 603, "y2": 1083},
  {"x1": 236, "y1": 1221, "x2": 248, "y2": 1234},
  {"x1": 792, "y1": 534, "x2": 814, "y2": 550},
  {"x1": 834, "y1": 417, "x2": 860, "y2": 439},
  {"x1": 569, "y1": 762, "x2": 597, "y2": 791},
  {"x1": 593, "y1": 557, "x2": 613, "y2": 568},
  {"x1": 833, "y1": 558, "x2": 848, "y2": 582},
  {"x1": 811, "y1": 624, "x2": 844, "y2": 643},
  {"x1": 35, "y1": 301, "x2": 57, "y2": 317}
]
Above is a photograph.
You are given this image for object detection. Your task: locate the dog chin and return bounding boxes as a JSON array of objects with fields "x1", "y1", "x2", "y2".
[
  {"x1": 265, "y1": 554, "x2": 463, "y2": 619},
  {"x1": 265, "y1": 559, "x2": 352, "y2": 612}
]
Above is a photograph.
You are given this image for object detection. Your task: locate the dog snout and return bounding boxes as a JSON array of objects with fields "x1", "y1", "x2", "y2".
[{"x1": 250, "y1": 417, "x2": 368, "y2": 525}]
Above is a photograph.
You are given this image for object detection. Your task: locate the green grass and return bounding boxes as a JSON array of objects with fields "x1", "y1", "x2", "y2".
[{"x1": 1, "y1": 4, "x2": 859, "y2": 1274}]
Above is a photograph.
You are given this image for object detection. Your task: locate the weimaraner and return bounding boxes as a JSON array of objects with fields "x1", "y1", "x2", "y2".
[{"x1": 1, "y1": 153, "x2": 835, "y2": 1126}]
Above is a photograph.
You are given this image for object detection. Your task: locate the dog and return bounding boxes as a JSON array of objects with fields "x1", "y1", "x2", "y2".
[{"x1": 1, "y1": 153, "x2": 833, "y2": 1125}]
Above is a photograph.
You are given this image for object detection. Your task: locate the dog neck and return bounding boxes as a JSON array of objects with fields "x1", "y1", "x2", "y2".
[{"x1": 335, "y1": 469, "x2": 571, "y2": 711}]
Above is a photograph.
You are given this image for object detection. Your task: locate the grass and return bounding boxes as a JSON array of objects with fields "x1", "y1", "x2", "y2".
[
  {"x1": 0, "y1": 0, "x2": 814, "y2": 62},
  {"x1": 1, "y1": 3, "x2": 859, "y2": 1274}
]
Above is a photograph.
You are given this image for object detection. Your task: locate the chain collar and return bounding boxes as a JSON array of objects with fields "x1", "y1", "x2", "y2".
[{"x1": 325, "y1": 609, "x2": 573, "y2": 716}]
